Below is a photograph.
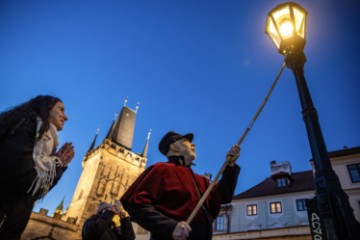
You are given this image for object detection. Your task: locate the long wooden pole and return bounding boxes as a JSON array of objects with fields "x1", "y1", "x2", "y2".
[{"x1": 186, "y1": 62, "x2": 286, "y2": 224}]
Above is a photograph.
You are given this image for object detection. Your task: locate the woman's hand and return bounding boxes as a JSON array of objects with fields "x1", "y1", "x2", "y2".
[{"x1": 55, "y1": 142, "x2": 75, "y2": 166}]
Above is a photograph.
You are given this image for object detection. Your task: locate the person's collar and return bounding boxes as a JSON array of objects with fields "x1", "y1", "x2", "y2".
[
  {"x1": 167, "y1": 155, "x2": 195, "y2": 167},
  {"x1": 167, "y1": 155, "x2": 188, "y2": 167}
]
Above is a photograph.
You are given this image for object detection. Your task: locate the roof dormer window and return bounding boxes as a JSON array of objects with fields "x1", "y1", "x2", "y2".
[{"x1": 276, "y1": 177, "x2": 289, "y2": 187}]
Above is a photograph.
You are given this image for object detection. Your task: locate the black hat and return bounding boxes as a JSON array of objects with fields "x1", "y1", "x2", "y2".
[{"x1": 158, "y1": 131, "x2": 194, "y2": 156}]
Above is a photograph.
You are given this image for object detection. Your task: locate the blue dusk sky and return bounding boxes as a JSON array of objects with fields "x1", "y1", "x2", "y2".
[{"x1": 1, "y1": 0, "x2": 359, "y2": 214}]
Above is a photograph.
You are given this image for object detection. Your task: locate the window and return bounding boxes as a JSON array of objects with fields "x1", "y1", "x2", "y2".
[
  {"x1": 347, "y1": 164, "x2": 360, "y2": 183},
  {"x1": 246, "y1": 204, "x2": 258, "y2": 216},
  {"x1": 276, "y1": 178, "x2": 288, "y2": 187},
  {"x1": 215, "y1": 215, "x2": 225, "y2": 231},
  {"x1": 270, "y1": 201, "x2": 282, "y2": 214},
  {"x1": 296, "y1": 199, "x2": 307, "y2": 211},
  {"x1": 78, "y1": 189, "x2": 83, "y2": 201}
]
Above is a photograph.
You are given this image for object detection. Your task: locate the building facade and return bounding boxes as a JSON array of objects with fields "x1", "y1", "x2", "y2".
[
  {"x1": 213, "y1": 146, "x2": 360, "y2": 239},
  {"x1": 314, "y1": 146, "x2": 360, "y2": 223}
]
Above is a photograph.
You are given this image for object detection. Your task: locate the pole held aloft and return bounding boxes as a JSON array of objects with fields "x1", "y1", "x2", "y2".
[{"x1": 186, "y1": 62, "x2": 286, "y2": 224}]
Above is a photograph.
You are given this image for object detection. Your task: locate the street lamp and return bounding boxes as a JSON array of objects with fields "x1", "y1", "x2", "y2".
[
  {"x1": 265, "y1": 2, "x2": 360, "y2": 240},
  {"x1": 266, "y1": 2, "x2": 307, "y2": 56}
]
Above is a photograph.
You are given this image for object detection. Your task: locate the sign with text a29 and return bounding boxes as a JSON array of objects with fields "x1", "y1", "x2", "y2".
[{"x1": 306, "y1": 197, "x2": 327, "y2": 240}]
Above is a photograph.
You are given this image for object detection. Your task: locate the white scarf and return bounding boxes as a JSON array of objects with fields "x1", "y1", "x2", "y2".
[{"x1": 28, "y1": 118, "x2": 63, "y2": 199}]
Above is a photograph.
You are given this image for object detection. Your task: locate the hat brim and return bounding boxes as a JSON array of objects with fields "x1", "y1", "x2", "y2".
[
  {"x1": 173, "y1": 133, "x2": 193, "y2": 143},
  {"x1": 181, "y1": 133, "x2": 194, "y2": 142}
]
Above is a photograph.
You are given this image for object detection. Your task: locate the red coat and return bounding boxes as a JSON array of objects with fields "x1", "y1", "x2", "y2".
[{"x1": 121, "y1": 156, "x2": 240, "y2": 240}]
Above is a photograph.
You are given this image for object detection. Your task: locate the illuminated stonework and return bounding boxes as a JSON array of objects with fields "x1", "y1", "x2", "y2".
[{"x1": 65, "y1": 138, "x2": 147, "y2": 228}]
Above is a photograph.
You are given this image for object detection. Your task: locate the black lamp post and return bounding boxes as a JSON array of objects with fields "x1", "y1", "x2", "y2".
[{"x1": 265, "y1": 2, "x2": 360, "y2": 240}]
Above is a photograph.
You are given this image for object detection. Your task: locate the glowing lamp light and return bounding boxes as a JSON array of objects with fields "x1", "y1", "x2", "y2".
[{"x1": 265, "y1": 2, "x2": 308, "y2": 55}]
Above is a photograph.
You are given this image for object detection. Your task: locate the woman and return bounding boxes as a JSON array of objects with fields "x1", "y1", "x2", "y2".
[{"x1": 0, "y1": 95, "x2": 75, "y2": 240}]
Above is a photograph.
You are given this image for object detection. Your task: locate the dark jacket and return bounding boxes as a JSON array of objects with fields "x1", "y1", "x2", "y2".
[
  {"x1": 82, "y1": 210, "x2": 135, "y2": 240},
  {"x1": 121, "y1": 156, "x2": 240, "y2": 240},
  {"x1": 0, "y1": 114, "x2": 66, "y2": 240}
]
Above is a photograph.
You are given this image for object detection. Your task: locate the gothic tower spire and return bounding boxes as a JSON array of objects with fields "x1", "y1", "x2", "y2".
[
  {"x1": 105, "y1": 114, "x2": 117, "y2": 139},
  {"x1": 88, "y1": 128, "x2": 100, "y2": 152},
  {"x1": 54, "y1": 196, "x2": 65, "y2": 215},
  {"x1": 141, "y1": 129, "x2": 152, "y2": 158}
]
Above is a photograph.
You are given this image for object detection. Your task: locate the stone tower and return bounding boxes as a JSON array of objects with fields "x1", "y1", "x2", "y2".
[{"x1": 64, "y1": 104, "x2": 149, "y2": 228}]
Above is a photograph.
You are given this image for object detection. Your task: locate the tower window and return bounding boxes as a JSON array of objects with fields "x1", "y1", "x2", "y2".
[{"x1": 78, "y1": 190, "x2": 83, "y2": 200}]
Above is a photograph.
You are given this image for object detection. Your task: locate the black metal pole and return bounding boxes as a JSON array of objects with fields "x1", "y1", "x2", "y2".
[{"x1": 285, "y1": 51, "x2": 360, "y2": 240}]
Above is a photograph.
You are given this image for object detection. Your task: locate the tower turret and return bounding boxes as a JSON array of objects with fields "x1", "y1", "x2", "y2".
[
  {"x1": 88, "y1": 128, "x2": 100, "y2": 152},
  {"x1": 141, "y1": 129, "x2": 152, "y2": 158},
  {"x1": 107, "y1": 106, "x2": 137, "y2": 150}
]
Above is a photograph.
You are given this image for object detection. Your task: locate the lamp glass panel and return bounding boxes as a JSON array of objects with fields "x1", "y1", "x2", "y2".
[
  {"x1": 272, "y1": 5, "x2": 294, "y2": 40},
  {"x1": 266, "y1": 18, "x2": 281, "y2": 49},
  {"x1": 293, "y1": 6, "x2": 306, "y2": 39}
]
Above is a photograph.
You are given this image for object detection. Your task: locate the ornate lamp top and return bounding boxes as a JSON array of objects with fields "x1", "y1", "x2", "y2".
[{"x1": 265, "y1": 2, "x2": 308, "y2": 55}]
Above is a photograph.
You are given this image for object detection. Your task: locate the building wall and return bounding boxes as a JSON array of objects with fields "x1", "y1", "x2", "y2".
[
  {"x1": 331, "y1": 153, "x2": 360, "y2": 189},
  {"x1": 64, "y1": 149, "x2": 101, "y2": 227},
  {"x1": 330, "y1": 151, "x2": 360, "y2": 222},
  {"x1": 214, "y1": 147, "x2": 360, "y2": 239},
  {"x1": 21, "y1": 211, "x2": 79, "y2": 240},
  {"x1": 309, "y1": 149, "x2": 360, "y2": 223},
  {"x1": 213, "y1": 226, "x2": 312, "y2": 240},
  {"x1": 223, "y1": 191, "x2": 313, "y2": 234}
]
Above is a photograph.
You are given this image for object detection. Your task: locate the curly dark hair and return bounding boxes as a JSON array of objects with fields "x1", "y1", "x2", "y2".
[{"x1": 0, "y1": 95, "x2": 62, "y2": 140}]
